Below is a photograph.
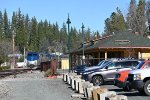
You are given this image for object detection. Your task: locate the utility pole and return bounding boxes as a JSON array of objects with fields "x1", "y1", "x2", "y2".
[
  {"x1": 12, "y1": 30, "x2": 16, "y2": 69},
  {"x1": 81, "y1": 23, "x2": 85, "y2": 64},
  {"x1": 66, "y1": 14, "x2": 71, "y2": 73}
]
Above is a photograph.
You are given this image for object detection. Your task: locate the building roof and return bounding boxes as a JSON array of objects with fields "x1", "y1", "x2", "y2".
[{"x1": 71, "y1": 31, "x2": 150, "y2": 53}]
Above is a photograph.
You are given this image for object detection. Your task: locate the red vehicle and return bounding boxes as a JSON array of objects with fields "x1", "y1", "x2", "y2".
[{"x1": 114, "y1": 60, "x2": 150, "y2": 91}]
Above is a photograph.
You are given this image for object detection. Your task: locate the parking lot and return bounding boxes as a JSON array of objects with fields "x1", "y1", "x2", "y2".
[{"x1": 101, "y1": 83, "x2": 150, "y2": 100}]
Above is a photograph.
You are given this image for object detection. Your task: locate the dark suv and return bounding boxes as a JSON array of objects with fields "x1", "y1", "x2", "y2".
[{"x1": 82, "y1": 59, "x2": 140, "y2": 86}]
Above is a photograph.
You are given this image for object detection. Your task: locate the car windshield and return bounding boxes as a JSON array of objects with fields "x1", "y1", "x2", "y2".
[
  {"x1": 101, "y1": 61, "x2": 113, "y2": 69},
  {"x1": 97, "y1": 60, "x2": 105, "y2": 66},
  {"x1": 134, "y1": 61, "x2": 145, "y2": 70},
  {"x1": 115, "y1": 60, "x2": 140, "y2": 69}
]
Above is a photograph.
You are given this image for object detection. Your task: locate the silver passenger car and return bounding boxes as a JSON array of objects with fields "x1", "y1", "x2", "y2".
[{"x1": 83, "y1": 59, "x2": 140, "y2": 86}]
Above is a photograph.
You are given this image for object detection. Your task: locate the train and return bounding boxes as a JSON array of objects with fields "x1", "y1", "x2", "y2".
[
  {"x1": 26, "y1": 52, "x2": 51, "y2": 69},
  {"x1": 26, "y1": 52, "x2": 41, "y2": 69}
]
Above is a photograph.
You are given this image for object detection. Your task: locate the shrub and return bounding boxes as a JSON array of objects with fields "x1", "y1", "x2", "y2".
[{"x1": 0, "y1": 66, "x2": 11, "y2": 71}]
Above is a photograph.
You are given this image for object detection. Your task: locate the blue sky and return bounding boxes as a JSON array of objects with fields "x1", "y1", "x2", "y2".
[{"x1": 0, "y1": 0, "x2": 131, "y2": 33}]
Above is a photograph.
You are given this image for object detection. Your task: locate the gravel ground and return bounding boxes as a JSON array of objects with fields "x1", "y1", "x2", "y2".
[
  {"x1": 0, "y1": 71, "x2": 81, "y2": 100},
  {"x1": 1, "y1": 70, "x2": 149, "y2": 100}
]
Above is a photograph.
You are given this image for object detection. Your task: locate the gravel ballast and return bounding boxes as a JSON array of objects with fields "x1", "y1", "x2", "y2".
[{"x1": 0, "y1": 71, "x2": 81, "y2": 100}]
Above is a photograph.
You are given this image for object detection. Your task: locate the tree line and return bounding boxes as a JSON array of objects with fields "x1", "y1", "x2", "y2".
[
  {"x1": 104, "y1": 0, "x2": 150, "y2": 36},
  {"x1": 0, "y1": 8, "x2": 101, "y2": 64}
]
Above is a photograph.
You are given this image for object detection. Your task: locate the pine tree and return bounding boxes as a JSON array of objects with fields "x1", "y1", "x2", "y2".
[
  {"x1": 60, "y1": 23, "x2": 67, "y2": 44},
  {"x1": 146, "y1": 0, "x2": 150, "y2": 31},
  {"x1": 127, "y1": 0, "x2": 137, "y2": 32},
  {"x1": 136, "y1": 0, "x2": 146, "y2": 35},
  {"x1": 0, "y1": 11, "x2": 4, "y2": 39},
  {"x1": 116, "y1": 8, "x2": 126, "y2": 31},
  {"x1": 24, "y1": 14, "x2": 30, "y2": 51},
  {"x1": 11, "y1": 12, "x2": 17, "y2": 32},
  {"x1": 85, "y1": 28, "x2": 91, "y2": 41},
  {"x1": 104, "y1": 8, "x2": 126, "y2": 35},
  {"x1": 13, "y1": 9, "x2": 27, "y2": 53},
  {"x1": 70, "y1": 27, "x2": 78, "y2": 49},
  {"x1": 3, "y1": 9, "x2": 9, "y2": 38},
  {"x1": 104, "y1": 18, "x2": 112, "y2": 34},
  {"x1": 29, "y1": 17, "x2": 38, "y2": 51}
]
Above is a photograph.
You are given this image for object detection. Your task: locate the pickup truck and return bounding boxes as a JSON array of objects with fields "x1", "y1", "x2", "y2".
[
  {"x1": 114, "y1": 59, "x2": 149, "y2": 91},
  {"x1": 128, "y1": 67, "x2": 150, "y2": 96}
]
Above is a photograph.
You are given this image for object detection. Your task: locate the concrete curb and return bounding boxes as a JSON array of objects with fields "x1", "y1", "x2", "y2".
[{"x1": 63, "y1": 73, "x2": 128, "y2": 100}]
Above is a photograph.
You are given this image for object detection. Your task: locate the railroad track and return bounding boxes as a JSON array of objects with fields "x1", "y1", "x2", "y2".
[{"x1": 0, "y1": 68, "x2": 35, "y2": 78}]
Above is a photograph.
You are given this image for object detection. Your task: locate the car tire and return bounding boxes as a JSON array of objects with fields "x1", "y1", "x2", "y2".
[
  {"x1": 92, "y1": 75, "x2": 103, "y2": 86},
  {"x1": 144, "y1": 80, "x2": 150, "y2": 96}
]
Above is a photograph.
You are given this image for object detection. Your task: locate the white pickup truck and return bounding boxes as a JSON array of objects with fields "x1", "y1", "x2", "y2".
[{"x1": 128, "y1": 67, "x2": 150, "y2": 96}]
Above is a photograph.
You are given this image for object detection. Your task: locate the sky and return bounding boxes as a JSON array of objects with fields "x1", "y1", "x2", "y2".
[{"x1": 0, "y1": 0, "x2": 131, "y2": 33}]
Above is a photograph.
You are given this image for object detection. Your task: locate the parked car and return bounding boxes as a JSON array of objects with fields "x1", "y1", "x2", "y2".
[
  {"x1": 81, "y1": 58, "x2": 125, "y2": 76},
  {"x1": 114, "y1": 59, "x2": 149, "y2": 91},
  {"x1": 82, "y1": 60, "x2": 112, "y2": 73},
  {"x1": 82, "y1": 59, "x2": 140, "y2": 86},
  {"x1": 128, "y1": 65, "x2": 150, "y2": 96}
]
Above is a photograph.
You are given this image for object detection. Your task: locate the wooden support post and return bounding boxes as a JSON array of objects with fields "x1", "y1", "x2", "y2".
[
  {"x1": 105, "y1": 51, "x2": 107, "y2": 60},
  {"x1": 78, "y1": 55, "x2": 80, "y2": 65},
  {"x1": 138, "y1": 52, "x2": 142, "y2": 59},
  {"x1": 98, "y1": 52, "x2": 100, "y2": 62}
]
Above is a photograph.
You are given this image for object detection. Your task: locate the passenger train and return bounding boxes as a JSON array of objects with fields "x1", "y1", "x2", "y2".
[
  {"x1": 26, "y1": 52, "x2": 40, "y2": 69},
  {"x1": 26, "y1": 52, "x2": 50, "y2": 69}
]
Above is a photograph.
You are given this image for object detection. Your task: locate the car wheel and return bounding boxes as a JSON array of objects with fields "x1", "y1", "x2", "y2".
[
  {"x1": 92, "y1": 75, "x2": 103, "y2": 86},
  {"x1": 144, "y1": 80, "x2": 150, "y2": 96}
]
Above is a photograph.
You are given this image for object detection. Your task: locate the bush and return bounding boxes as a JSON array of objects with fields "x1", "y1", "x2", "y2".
[{"x1": 0, "y1": 66, "x2": 11, "y2": 71}]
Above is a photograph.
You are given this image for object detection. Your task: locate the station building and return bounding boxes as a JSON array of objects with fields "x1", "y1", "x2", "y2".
[{"x1": 70, "y1": 31, "x2": 150, "y2": 67}]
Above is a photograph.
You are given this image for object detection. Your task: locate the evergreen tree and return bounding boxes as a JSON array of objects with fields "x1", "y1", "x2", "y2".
[
  {"x1": 111, "y1": 12, "x2": 118, "y2": 32},
  {"x1": 146, "y1": 0, "x2": 150, "y2": 31},
  {"x1": 70, "y1": 27, "x2": 78, "y2": 49},
  {"x1": 85, "y1": 28, "x2": 91, "y2": 41},
  {"x1": 3, "y1": 9, "x2": 9, "y2": 38},
  {"x1": 60, "y1": 23, "x2": 67, "y2": 44},
  {"x1": 104, "y1": 18, "x2": 112, "y2": 34},
  {"x1": 24, "y1": 14, "x2": 30, "y2": 51},
  {"x1": 116, "y1": 8, "x2": 126, "y2": 31},
  {"x1": 11, "y1": 12, "x2": 17, "y2": 32},
  {"x1": 127, "y1": 0, "x2": 137, "y2": 32},
  {"x1": 29, "y1": 17, "x2": 38, "y2": 51},
  {"x1": 54, "y1": 22, "x2": 59, "y2": 41},
  {"x1": 136, "y1": 0, "x2": 146, "y2": 34},
  {"x1": 0, "y1": 11, "x2": 3, "y2": 39},
  {"x1": 60, "y1": 23, "x2": 68, "y2": 53},
  {"x1": 13, "y1": 9, "x2": 27, "y2": 53},
  {"x1": 104, "y1": 8, "x2": 126, "y2": 35}
]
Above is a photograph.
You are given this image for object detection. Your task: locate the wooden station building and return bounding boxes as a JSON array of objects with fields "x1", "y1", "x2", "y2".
[{"x1": 70, "y1": 31, "x2": 150, "y2": 66}]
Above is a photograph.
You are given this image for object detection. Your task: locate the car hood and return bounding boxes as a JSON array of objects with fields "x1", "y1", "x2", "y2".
[
  {"x1": 84, "y1": 66, "x2": 100, "y2": 71},
  {"x1": 129, "y1": 67, "x2": 150, "y2": 74}
]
